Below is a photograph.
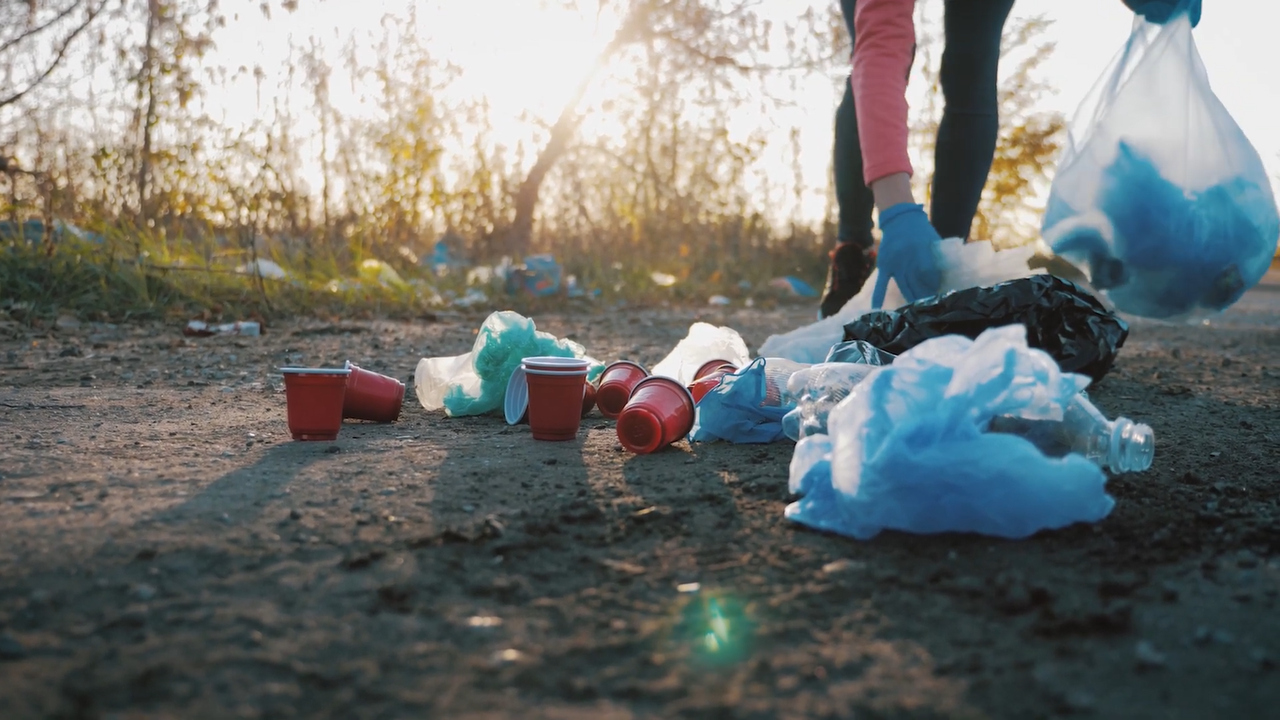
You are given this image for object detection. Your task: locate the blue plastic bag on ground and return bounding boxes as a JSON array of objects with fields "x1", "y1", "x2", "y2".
[
  {"x1": 1041, "y1": 6, "x2": 1279, "y2": 321},
  {"x1": 785, "y1": 325, "x2": 1115, "y2": 540},
  {"x1": 690, "y1": 357, "x2": 806, "y2": 444}
]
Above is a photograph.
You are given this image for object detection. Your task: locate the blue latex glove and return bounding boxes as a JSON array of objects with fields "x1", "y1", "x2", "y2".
[
  {"x1": 1122, "y1": 0, "x2": 1201, "y2": 27},
  {"x1": 871, "y1": 203, "x2": 942, "y2": 309}
]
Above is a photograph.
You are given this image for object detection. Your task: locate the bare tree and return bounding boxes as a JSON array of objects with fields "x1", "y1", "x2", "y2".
[{"x1": 0, "y1": 0, "x2": 105, "y2": 109}]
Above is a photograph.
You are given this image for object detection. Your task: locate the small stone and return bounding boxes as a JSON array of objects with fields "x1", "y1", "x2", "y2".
[
  {"x1": 1237, "y1": 550, "x2": 1259, "y2": 569},
  {"x1": 1194, "y1": 626, "x2": 1213, "y2": 645},
  {"x1": 1160, "y1": 581, "x2": 1179, "y2": 602},
  {"x1": 325, "y1": 445, "x2": 341, "y2": 454},
  {"x1": 0, "y1": 632, "x2": 25, "y2": 660},
  {"x1": 132, "y1": 583, "x2": 157, "y2": 601},
  {"x1": 289, "y1": 509, "x2": 302, "y2": 520},
  {"x1": 461, "y1": 504, "x2": 476, "y2": 513},
  {"x1": 29, "y1": 589, "x2": 51, "y2": 604},
  {"x1": 821, "y1": 559, "x2": 866, "y2": 575},
  {"x1": 542, "y1": 458, "x2": 557, "y2": 466},
  {"x1": 490, "y1": 648, "x2": 524, "y2": 666},
  {"x1": 1250, "y1": 649, "x2": 1274, "y2": 670},
  {"x1": 379, "y1": 488, "x2": 396, "y2": 496},
  {"x1": 1135, "y1": 640, "x2": 1166, "y2": 669}
]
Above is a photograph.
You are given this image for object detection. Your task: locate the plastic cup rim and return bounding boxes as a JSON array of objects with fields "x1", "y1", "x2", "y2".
[
  {"x1": 630, "y1": 375, "x2": 696, "y2": 414},
  {"x1": 522, "y1": 356, "x2": 590, "y2": 366},
  {"x1": 523, "y1": 367, "x2": 590, "y2": 377},
  {"x1": 604, "y1": 359, "x2": 648, "y2": 375},
  {"x1": 505, "y1": 366, "x2": 529, "y2": 425},
  {"x1": 280, "y1": 367, "x2": 351, "y2": 375}
]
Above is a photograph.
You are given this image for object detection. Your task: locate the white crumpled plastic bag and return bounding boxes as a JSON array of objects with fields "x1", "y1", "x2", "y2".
[{"x1": 759, "y1": 238, "x2": 1041, "y2": 364}]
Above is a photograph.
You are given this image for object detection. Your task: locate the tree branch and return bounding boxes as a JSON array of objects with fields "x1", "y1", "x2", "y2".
[{"x1": 0, "y1": 1, "x2": 103, "y2": 110}]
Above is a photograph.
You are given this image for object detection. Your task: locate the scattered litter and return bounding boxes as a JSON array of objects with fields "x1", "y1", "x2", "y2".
[
  {"x1": 759, "y1": 238, "x2": 1039, "y2": 363},
  {"x1": 650, "y1": 271, "x2": 678, "y2": 287},
  {"x1": 676, "y1": 583, "x2": 701, "y2": 594},
  {"x1": 236, "y1": 258, "x2": 288, "y2": 280},
  {"x1": 414, "y1": 311, "x2": 603, "y2": 417},
  {"x1": 690, "y1": 357, "x2": 807, "y2": 445},
  {"x1": 708, "y1": 295, "x2": 731, "y2": 306},
  {"x1": 467, "y1": 616, "x2": 504, "y2": 628},
  {"x1": 843, "y1": 274, "x2": 1129, "y2": 385},
  {"x1": 452, "y1": 288, "x2": 489, "y2": 308},
  {"x1": 786, "y1": 325, "x2": 1121, "y2": 540},
  {"x1": 358, "y1": 259, "x2": 409, "y2": 291},
  {"x1": 1042, "y1": 10, "x2": 1279, "y2": 321},
  {"x1": 781, "y1": 362, "x2": 880, "y2": 441},
  {"x1": 650, "y1": 322, "x2": 751, "y2": 386},
  {"x1": 769, "y1": 276, "x2": 818, "y2": 298},
  {"x1": 184, "y1": 320, "x2": 261, "y2": 337}
]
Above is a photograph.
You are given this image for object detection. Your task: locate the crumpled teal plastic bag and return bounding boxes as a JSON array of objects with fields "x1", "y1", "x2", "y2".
[
  {"x1": 690, "y1": 357, "x2": 805, "y2": 444},
  {"x1": 413, "y1": 310, "x2": 603, "y2": 417},
  {"x1": 785, "y1": 325, "x2": 1115, "y2": 540}
]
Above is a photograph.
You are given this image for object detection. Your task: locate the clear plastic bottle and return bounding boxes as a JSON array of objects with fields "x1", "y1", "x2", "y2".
[
  {"x1": 781, "y1": 363, "x2": 879, "y2": 441},
  {"x1": 986, "y1": 392, "x2": 1155, "y2": 473}
]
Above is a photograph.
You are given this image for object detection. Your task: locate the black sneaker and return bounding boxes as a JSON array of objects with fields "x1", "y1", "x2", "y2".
[{"x1": 819, "y1": 243, "x2": 876, "y2": 318}]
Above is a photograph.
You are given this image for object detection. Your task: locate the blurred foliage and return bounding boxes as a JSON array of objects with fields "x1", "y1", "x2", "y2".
[{"x1": 0, "y1": 0, "x2": 1067, "y2": 322}]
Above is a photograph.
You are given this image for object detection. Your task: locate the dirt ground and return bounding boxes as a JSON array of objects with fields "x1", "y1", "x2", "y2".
[{"x1": 1, "y1": 279, "x2": 1278, "y2": 720}]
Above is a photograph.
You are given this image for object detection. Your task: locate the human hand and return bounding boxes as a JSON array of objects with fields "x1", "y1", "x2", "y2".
[
  {"x1": 1122, "y1": 0, "x2": 1201, "y2": 27},
  {"x1": 870, "y1": 203, "x2": 942, "y2": 309}
]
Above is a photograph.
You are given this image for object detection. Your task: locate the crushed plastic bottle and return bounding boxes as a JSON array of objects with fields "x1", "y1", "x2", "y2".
[
  {"x1": 986, "y1": 392, "x2": 1154, "y2": 473},
  {"x1": 781, "y1": 363, "x2": 880, "y2": 442}
]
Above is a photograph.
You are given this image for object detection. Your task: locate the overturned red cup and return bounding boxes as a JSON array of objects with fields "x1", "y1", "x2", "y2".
[
  {"x1": 343, "y1": 361, "x2": 404, "y2": 423},
  {"x1": 687, "y1": 368, "x2": 735, "y2": 404},
  {"x1": 596, "y1": 360, "x2": 649, "y2": 419},
  {"x1": 281, "y1": 367, "x2": 350, "y2": 441},
  {"x1": 582, "y1": 380, "x2": 597, "y2": 418},
  {"x1": 693, "y1": 359, "x2": 738, "y2": 381},
  {"x1": 616, "y1": 376, "x2": 696, "y2": 454},
  {"x1": 525, "y1": 368, "x2": 588, "y2": 441}
]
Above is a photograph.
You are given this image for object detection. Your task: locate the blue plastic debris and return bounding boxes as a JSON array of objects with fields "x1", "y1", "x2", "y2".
[
  {"x1": 785, "y1": 325, "x2": 1115, "y2": 540},
  {"x1": 690, "y1": 357, "x2": 807, "y2": 444},
  {"x1": 769, "y1": 276, "x2": 819, "y2": 298}
]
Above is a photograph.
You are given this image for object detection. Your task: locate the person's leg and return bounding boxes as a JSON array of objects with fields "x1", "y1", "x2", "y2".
[
  {"x1": 821, "y1": 0, "x2": 892, "y2": 318},
  {"x1": 833, "y1": 0, "x2": 875, "y2": 252},
  {"x1": 930, "y1": 0, "x2": 1015, "y2": 241}
]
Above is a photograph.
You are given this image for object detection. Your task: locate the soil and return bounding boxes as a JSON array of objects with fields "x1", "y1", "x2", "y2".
[{"x1": 1, "y1": 281, "x2": 1278, "y2": 720}]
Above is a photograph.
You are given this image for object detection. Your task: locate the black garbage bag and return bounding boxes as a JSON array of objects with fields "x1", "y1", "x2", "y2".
[
  {"x1": 841, "y1": 274, "x2": 1129, "y2": 384},
  {"x1": 823, "y1": 340, "x2": 896, "y2": 366}
]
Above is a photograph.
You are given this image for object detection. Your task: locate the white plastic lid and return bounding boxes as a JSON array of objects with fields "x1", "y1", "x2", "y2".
[
  {"x1": 505, "y1": 366, "x2": 529, "y2": 425},
  {"x1": 279, "y1": 366, "x2": 351, "y2": 375}
]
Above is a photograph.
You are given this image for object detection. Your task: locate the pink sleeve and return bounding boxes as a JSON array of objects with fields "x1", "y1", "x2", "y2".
[{"x1": 851, "y1": 0, "x2": 915, "y2": 185}]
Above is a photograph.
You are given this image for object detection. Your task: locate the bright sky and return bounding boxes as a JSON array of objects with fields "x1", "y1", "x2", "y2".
[{"x1": 202, "y1": 0, "x2": 1279, "y2": 227}]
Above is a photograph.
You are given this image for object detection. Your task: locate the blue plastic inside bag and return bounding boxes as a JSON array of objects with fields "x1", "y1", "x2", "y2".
[
  {"x1": 1042, "y1": 10, "x2": 1279, "y2": 321},
  {"x1": 690, "y1": 357, "x2": 793, "y2": 444},
  {"x1": 785, "y1": 326, "x2": 1115, "y2": 540}
]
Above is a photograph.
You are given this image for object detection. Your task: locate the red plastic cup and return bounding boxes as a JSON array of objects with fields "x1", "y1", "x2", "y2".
[
  {"x1": 596, "y1": 361, "x2": 649, "y2": 419},
  {"x1": 687, "y1": 369, "x2": 734, "y2": 404},
  {"x1": 343, "y1": 361, "x2": 404, "y2": 422},
  {"x1": 582, "y1": 380, "x2": 597, "y2": 418},
  {"x1": 694, "y1": 359, "x2": 738, "y2": 381},
  {"x1": 524, "y1": 368, "x2": 588, "y2": 441},
  {"x1": 281, "y1": 367, "x2": 350, "y2": 441},
  {"x1": 616, "y1": 376, "x2": 696, "y2": 454}
]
